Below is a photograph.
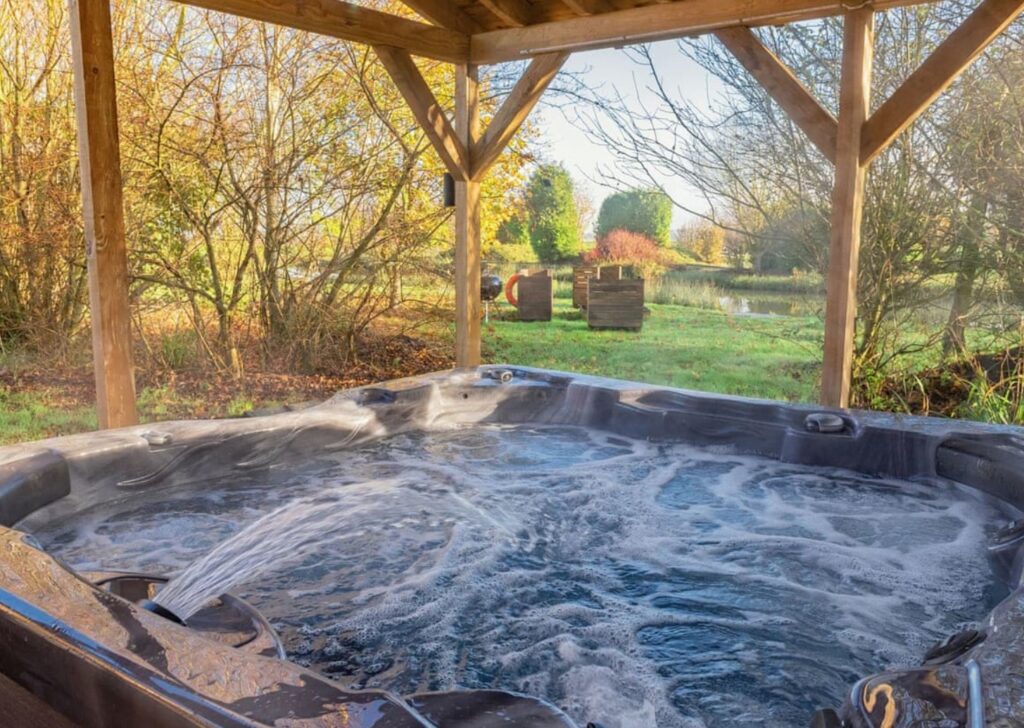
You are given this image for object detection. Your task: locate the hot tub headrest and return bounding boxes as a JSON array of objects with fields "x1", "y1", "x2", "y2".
[{"x1": 0, "y1": 451, "x2": 69, "y2": 527}]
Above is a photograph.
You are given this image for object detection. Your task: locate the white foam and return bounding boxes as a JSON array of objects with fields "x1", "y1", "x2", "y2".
[{"x1": 33, "y1": 424, "x2": 1013, "y2": 728}]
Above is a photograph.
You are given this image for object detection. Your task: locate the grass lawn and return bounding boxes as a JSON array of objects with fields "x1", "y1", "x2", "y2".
[
  {"x1": 0, "y1": 385, "x2": 274, "y2": 446},
  {"x1": 483, "y1": 300, "x2": 824, "y2": 402},
  {"x1": 0, "y1": 388, "x2": 98, "y2": 443}
]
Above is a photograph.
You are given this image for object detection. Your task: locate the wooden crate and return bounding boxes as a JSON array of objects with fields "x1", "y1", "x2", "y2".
[
  {"x1": 598, "y1": 265, "x2": 623, "y2": 281},
  {"x1": 572, "y1": 266, "x2": 597, "y2": 308},
  {"x1": 517, "y1": 272, "x2": 553, "y2": 321},
  {"x1": 587, "y1": 278, "x2": 645, "y2": 331}
]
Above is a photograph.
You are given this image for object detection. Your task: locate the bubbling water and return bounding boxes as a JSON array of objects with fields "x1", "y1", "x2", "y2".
[{"x1": 33, "y1": 425, "x2": 1012, "y2": 728}]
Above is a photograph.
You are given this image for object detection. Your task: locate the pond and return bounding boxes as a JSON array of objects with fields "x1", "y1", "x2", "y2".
[{"x1": 715, "y1": 295, "x2": 822, "y2": 318}]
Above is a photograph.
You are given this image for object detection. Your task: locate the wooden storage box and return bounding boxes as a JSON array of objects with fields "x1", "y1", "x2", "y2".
[
  {"x1": 572, "y1": 266, "x2": 597, "y2": 308},
  {"x1": 517, "y1": 271, "x2": 553, "y2": 322},
  {"x1": 587, "y1": 278, "x2": 644, "y2": 331}
]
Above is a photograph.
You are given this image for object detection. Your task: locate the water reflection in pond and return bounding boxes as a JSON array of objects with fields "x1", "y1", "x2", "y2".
[{"x1": 716, "y1": 295, "x2": 821, "y2": 318}]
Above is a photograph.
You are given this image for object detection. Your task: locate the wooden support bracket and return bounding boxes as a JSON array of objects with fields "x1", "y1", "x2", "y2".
[
  {"x1": 471, "y1": 51, "x2": 569, "y2": 179},
  {"x1": 373, "y1": 46, "x2": 471, "y2": 180},
  {"x1": 716, "y1": 26, "x2": 838, "y2": 163},
  {"x1": 395, "y1": 0, "x2": 481, "y2": 34},
  {"x1": 861, "y1": 0, "x2": 1024, "y2": 163}
]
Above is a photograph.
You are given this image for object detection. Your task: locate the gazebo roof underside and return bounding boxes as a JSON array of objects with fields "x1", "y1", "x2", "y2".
[{"x1": 179, "y1": 0, "x2": 940, "y2": 64}]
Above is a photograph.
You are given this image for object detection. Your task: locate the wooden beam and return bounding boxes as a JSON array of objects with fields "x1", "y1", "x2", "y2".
[
  {"x1": 395, "y1": 0, "x2": 481, "y2": 34},
  {"x1": 716, "y1": 26, "x2": 838, "y2": 163},
  {"x1": 454, "y1": 64, "x2": 482, "y2": 368},
  {"x1": 861, "y1": 0, "x2": 1024, "y2": 163},
  {"x1": 174, "y1": 0, "x2": 468, "y2": 63},
  {"x1": 478, "y1": 0, "x2": 536, "y2": 27},
  {"x1": 471, "y1": 51, "x2": 568, "y2": 179},
  {"x1": 559, "y1": 0, "x2": 616, "y2": 16},
  {"x1": 470, "y1": 0, "x2": 933, "y2": 64},
  {"x1": 373, "y1": 46, "x2": 469, "y2": 180},
  {"x1": 69, "y1": 0, "x2": 139, "y2": 429},
  {"x1": 821, "y1": 8, "x2": 874, "y2": 409}
]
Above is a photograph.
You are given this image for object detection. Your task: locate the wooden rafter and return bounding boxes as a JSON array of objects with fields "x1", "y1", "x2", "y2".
[
  {"x1": 716, "y1": 27, "x2": 838, "y2": 163},
  {"x1": 559, "y1": 0, "x2": 616, "y2": 16},
  {"x1": 471, "y1": 52, "x2": 569, "y2": 179},
  {"x1": 396, "y1": 0, "x2": 481, "y2": 34},
  {"x1": 174, "y1": 0, "x2": 469, "y2": 62},
  {"x1": 479, "y1": 0, "x2": 536, "y2": 27},
  {"x1": 861, "y1": 0, "x2": 1024, "y2": 163},
  {"x1": 373, "y1": 46, "x2": 470, "y2": 180},
  {"x1": 821, "y1": 8, "x2": 874, "y2": 409},
  {"x1": 470, "y1": 0, "x2": 936, "y2": 63}
]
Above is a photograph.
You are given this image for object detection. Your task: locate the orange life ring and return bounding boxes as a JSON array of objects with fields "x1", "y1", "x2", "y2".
[{"x1": 505, "y1": 273, "x2": 522, "y2": 307}]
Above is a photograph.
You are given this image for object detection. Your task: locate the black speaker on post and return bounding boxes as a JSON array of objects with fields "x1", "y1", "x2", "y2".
[{"x1": 443, "y1": 173, "x2": 456, "y2": 208}]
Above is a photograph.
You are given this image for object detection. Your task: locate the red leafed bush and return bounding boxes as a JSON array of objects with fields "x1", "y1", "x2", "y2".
[{"x1": 585, "y1": 229, "x2": 675, "y2": 278}]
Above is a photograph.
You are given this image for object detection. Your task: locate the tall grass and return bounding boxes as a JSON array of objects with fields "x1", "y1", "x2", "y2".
[
  {"x1": 957, "y1": 363, "x2": 1024, "y2": 425},
  {"x1": 648, "y1": 277, "x2": 726, "y2": 308},
  {"x1": 670, "y1": 268, "x2": 825, "y2": 295}
]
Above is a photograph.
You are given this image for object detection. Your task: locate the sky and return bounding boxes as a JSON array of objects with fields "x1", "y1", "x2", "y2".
[{"x1": 533, "y1": 40, "x2": 724, "y2": 231}]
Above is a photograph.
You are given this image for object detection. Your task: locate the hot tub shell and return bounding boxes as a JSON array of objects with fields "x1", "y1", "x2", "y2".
[{"x1": 1, "y1": 366, "x2": 1023, "y2": 727}]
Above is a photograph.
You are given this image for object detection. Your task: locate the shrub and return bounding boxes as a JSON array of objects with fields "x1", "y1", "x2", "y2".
[
  {"x1": 585, "y1": 229, "x2": 676, "y2": 279},
  {"x1": 595, "y1": 189, "x2": 673, "y2": 246}
]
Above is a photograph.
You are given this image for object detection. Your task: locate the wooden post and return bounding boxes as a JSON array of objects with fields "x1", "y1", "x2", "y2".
[
  {"x1": 821, "y1": 8, "x2": 873, "y2": 409},
  {"x1": 69, "y1": 0, "x2": 138, "y2": 428},
  {"x1": 454, "y1": 64, "x2": 481, "y2": 367}
]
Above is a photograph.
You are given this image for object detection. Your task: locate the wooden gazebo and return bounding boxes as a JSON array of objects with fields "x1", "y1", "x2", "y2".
[{"x1": 69, "y1": 0, "x2": 1024, "y2": 427}]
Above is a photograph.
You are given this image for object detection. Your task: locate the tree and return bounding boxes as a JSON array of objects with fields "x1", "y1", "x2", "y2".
[
  {"x1": 574, "y1": 187, "x2": 596, "y2": 242},
  {"x1": 491, "y1": 211, "x2": 535, "y2": 263},
  {"x1": 576, "y1": 6, "x2": 1024, "y2": 382},
  {"x1": 497, "y1": 215, "x2": 530, "y2": 248},
  {"x1": 595, "y1": 188, "x2": 673, "y2": 246},
  {"x1": 0, "y1": 0, "x2": 87, "y2": 347},
  {"x1": 525, "y1": 164, "x2": 582, "y2": 262},
  {"x1": 675, "y1": 221, "x2": 726, "y2": 264}
]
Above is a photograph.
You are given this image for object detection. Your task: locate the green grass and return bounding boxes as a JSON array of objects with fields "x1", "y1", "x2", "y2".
[
  {"x1": 0, "y1": 389, "x2": 97, "y2": 444},
  {"x1": 0, "y1": 385, "x2": 278, "y2": 446},
  {"x1": 483, "y1": 300, "x2": 823, "y2": 402}
]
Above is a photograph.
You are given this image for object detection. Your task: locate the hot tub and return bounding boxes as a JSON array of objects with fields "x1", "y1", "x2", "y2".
[{"x1": 0, "y1": 367, "x2": 1022, "y2": 727}]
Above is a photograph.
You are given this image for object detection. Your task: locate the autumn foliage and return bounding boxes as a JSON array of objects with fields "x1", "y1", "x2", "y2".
[{"x1": 585, "y1": 229, "x2": 678, "y2": 278}]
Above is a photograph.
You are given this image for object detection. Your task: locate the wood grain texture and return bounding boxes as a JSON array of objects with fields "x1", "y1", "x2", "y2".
[
  {"x1": 821, "y1": 8, "x2": 874, "y2": 409},
  {"x1": 861, "y1": 0, "x2": 1024, "y2": 163},
  {"x1": 470, "y1": 0, "x2": 934, "y2": 63},
  {"x1": 587, "y1": 279, "x2": 644, "y2": 331},
  {"x1": 517, "y1": 273, "x2": 554, "y2": 321},
  {"x1": 471, "y1": 51, "x2": 568, "y2": 180},
  {"x1": 396, "y1": 0, "x2": 481, "y2": 34},
  {"x1": 559, "y1": 0, "x2": 616, "y2": 16},
  {"x1": 716, "y1": 26, "x2": 838, "y2": 163},
  {"x1": 69, "y1": 0, "x2": 138, "y2": 428},
  {"x1": 479, "y1": 0, "x2": 536, "y2": 26},
  {"x1": 175, "y1": 0, "x2": 469, "y2": 62},
  {"x1": 374, "y1": 46, "x2": 469, "y2": 180},
  {"x1": 573, "y1": 265, "x2": 597, "y2": 308},
  {"x1": 455, "y1": 64, "x2": 482, "y2": 366}
]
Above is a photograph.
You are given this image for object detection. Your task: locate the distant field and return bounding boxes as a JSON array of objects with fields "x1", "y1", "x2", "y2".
[{"x1": 483, "y1": 299, "x2": 824, "y2": 402}]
